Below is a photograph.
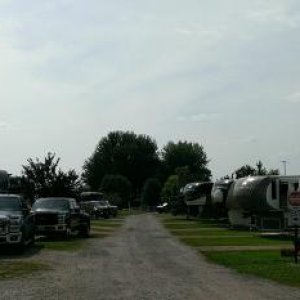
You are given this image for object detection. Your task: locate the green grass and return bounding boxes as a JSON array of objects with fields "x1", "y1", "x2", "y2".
[
  {"x1": 35, "y1": 218, "x2": 125, "y2": 252},
  {"x1": 160, "y1": 214, "x2": 300, "y2": 287},
  {"x1": 205, "y1": 251, "x2": 300, "y2": 287},
  {"x1": 91, "y1": 221, "x2": 123, "y2": 228},
  {"x1": 180, "y1": 236, "x2": 291, "y2": 247},
  {"x1": 170, "y1": 229, "x2": 254, "y2": 237},
  {"x1": 0, "y1": 261, "x2": 50, "y2": 280},
  {"x1": 119, "y1": 209, "x2": 145, "y2": 216},
  {"x1": 36, "y1": 238, "x2": 84, "y2": 251},
  {"x1": 164, "y1": 223, "x2": 223, "y2": 229}
]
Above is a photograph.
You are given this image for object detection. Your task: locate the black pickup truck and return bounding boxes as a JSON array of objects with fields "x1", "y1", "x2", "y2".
[
  {"x1": 0, "y1": 194, "x2": 35, "y2": 248},
  {"x1": 31, "y1": 197, "x2": 90, "y2": 238}
]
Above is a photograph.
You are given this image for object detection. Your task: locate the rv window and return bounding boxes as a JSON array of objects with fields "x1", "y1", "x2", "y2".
[{"x1": 271, "y1": 181, "x2": 276, "y2": 199}]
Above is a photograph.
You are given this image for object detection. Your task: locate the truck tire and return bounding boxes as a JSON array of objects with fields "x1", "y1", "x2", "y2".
[{"x1": 79, "y1": 223, "x2": 90, "y2": 238}]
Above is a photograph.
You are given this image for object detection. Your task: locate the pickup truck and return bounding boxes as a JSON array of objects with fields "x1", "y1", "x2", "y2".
[
  {"x1": 0, "y1": 194, "x2": 35, "y2": 248},
  {"x1": 31, "y1": 197, "x2": 90, "y2": 238}
]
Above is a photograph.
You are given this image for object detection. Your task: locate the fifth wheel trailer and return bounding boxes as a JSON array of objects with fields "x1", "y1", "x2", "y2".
[
  {"x1": 226, "y1": 175, "x2": 300, "y2": 230},
  {"x1": 182, "y1": 182, "x2": 213, "y2": 218}
]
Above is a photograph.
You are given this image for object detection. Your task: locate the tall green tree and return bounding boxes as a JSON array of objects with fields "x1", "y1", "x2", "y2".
[
  {"x1": 235, "y1": 165, "x2": 256, "y2": 178},
  {"x1": 161, "y1": 141, "x2": 211, "y2": 181},
  {"x1": 141, "y1": 178, "x2": 162, "y2": 207},
  {"x1": 82, "y1": 131, "x2": 160, "y2": 193},
  {"x1": 161, "y1": 175, "x2": 180, "y2": 203},
  {"x1": 100, "y1": 174, "x2": 131, "y2": 207},
  {"x1": 235, "y1": 161, "x2": 280, "y2": 178},
  {"x1": 22, "y1": 153, "x2": 80, "y2": 201}
]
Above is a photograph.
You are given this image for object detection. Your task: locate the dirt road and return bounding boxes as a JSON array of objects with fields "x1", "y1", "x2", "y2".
[{"x1": 1, "y1": 214, "x2": 300, "y2": 299}]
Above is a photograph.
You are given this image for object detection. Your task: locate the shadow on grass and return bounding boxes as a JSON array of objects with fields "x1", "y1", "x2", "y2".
[
  {"x1": 35, "y1": 235, "x2": 85, "y2": 252},
  {"x1": 0, "y1": 243, "x2": 44, "y2": 259}
]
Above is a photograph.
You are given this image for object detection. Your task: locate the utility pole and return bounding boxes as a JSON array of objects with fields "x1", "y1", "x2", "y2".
[{"x1": 281, "y1": 160, "x2": 287, "y2": 175}]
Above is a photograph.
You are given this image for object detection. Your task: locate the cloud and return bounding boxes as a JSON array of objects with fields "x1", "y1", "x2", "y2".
[
  {"x1": 240, "y1": 136, "x2": 257, "y2": 143},
  {"x1": 286, "y1": 92, "x2": 300, "y2": 103},
  {"x1": 178, "y1": 113, "x2": 221, "y2": 122},
  {"x1": 246, "y1": 4, "x2": 300, "y2": 29},
  {"x1": 0, "y1": 121, "x2": 11, "y2": 130}
]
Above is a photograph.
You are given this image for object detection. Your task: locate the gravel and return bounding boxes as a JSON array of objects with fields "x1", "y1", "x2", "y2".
[{"x1": 0, "y1": 214, "x2": 300, "y2": 300}]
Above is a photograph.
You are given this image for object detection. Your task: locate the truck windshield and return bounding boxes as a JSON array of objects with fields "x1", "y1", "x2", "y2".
[
  {"x1": 32, "y1": 198, "x2": 70, "y2": 211},
  {"x1": 0, "y1": 197, "x2": 21, "y2": 211}
]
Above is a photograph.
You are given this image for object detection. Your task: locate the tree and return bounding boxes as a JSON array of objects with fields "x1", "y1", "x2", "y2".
[
  {"x1": 161, "y1": 175, "x2": 180, "y2": 204},
  {"x1": 82, "y1": 131, "x2": 160, "y2": 194},
  {"x1": 161, "y1": 141, "x2": 211, "y2": 181},
  {"x1": 141, "y1": 178, "x2": 162, "y2": 207},
  {"x1": 235, "y1": 161, "x2": 280, "y2": 178},
  {"x1": 100, "y1": 174, "x2": 131, "y2": 208},
  {"x1": 161, "y1": 175, "x2": 186, "y2": 215},
  {"x1": 235, "y1": 165, "x2": 256, "y2": 178},
  {"x1": 268, "y1": 169, "x2": 280, "y2": 175},
  {"x1": 22, "y1": 153, "x2": 80, "y2": 201},
  {"x1": 256, "y1": 160, "x2": 267, "y2": 175}
]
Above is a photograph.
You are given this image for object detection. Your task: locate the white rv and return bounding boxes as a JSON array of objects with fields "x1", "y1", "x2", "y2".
[{"x1": 226, "y1": 176, "x2": 300, "y2": 230}]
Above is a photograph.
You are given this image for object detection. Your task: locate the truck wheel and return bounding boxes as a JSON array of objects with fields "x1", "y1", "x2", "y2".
[
  {"x1": 64, "y1": 227, "x2": 72, "y2": 239},
  {"x1": 79, "y1": 223, "x2": 90, "y2": 238}
]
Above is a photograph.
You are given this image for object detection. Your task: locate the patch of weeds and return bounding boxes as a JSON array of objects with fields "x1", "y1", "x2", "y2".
[
  {"x1": 36, "y1": 238, "x2": 83, "y2": 252},
  {"x1": 0, "y1": 261, "x2": 50, "y2": 280},
  {"x1": 205, "y1": 250, "x2": 300, "y2": 288}
]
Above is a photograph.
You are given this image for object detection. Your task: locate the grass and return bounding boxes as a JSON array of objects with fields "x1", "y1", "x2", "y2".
[
  {"x1": 160, "y1": 214, "x2": 300, "y2": 287},
  {"x1": 169, "y1": 229, "x2": 254, "y2": 236},
  {"x1": 205, "y1": 251, "x2": 300, "y2": 288},
  {"x1": 36, "y1": 217, "x2": 125, "y2": 252},
  {"x1": 180, "y1": 236, "x2": 291, "y2": 247},
  {"x1": 36, "y1": 238, "x2": 84, "y2": 251},
  {"x1": 118, "y1": 208, "x2": 145, "y2": 217},
  {"x1": 0, "y1": 261, "x2": 50, "y2": 280}
]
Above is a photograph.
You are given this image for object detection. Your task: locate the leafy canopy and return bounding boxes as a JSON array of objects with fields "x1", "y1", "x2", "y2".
[
  {"x1": 22, "y1": 152, "x2": 80, "y2": 200},
  {"x1": 82, "y1": 131, "x2": 160, "y2": 192},
  {"x1": 161, "y1": 141, "x2": 211, "y2": 181},
  {"x1": 141, "y1": 178, "x2": 162, "y2": 207},
  {"x1": 100, "y1": 174, "x2": 131, "y2": 207},
  {"x1": 234, "y1": 161, "x2": 280, "y2": 179}
]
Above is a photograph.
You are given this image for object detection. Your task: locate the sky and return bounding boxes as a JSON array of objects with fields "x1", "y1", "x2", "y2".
[{"x1": 0, "y1": 0, "x2": 300, "y2": 179}]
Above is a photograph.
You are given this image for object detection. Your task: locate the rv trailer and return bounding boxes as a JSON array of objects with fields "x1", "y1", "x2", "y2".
[
  {"x1": 226, "y1": 175, "x2": 300, "y2": 230},
  {"x1": 211, "y1": 178, "x2": 234, "y2": 218},
  {"x1": 182, "y1": 182, "x2": 213, "y2": 218},
  {"x1": 0, "y1": 170, "x2": 9, "y2": 193}
]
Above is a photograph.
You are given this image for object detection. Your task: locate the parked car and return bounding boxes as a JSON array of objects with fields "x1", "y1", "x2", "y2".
[
  {"x1": 156, "y1": 202, "x2": 168, "y2": 214},
  {"x1": 80, "y1": 201, "x2": 110, "y2": 219},
  {"x1": 104, "y1": 200, "x2": 118, "y2": 217},
  {"x1": 31, "y1": 197, "x2": 90, "y2": 238},
  {"x1": 0, "y1": 194, "x2": 35, "y2": 249}
]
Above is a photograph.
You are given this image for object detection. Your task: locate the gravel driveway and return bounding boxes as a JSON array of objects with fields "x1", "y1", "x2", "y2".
[{"x1": 0, "y1": 214, "x2": 300, "y2": 300}]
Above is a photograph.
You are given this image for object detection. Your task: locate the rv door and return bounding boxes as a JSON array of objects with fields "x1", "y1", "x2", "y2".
[{"x1": 279, "y1": 181, "x2": 288, "y2": 208}]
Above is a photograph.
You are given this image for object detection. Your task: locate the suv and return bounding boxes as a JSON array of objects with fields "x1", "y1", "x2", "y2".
[
  {"x1": 31, "y1": 197, "x2": 90, "y2": 238},
  {"x1": 104, "y1": 200, "x2": 118, "y2": 217},
  {"x1": 80, "y1": 201, "x2": 110, "y2": 219},
  {"x1": 0, "y1": 194, "x2": 35, "y2": 248}
]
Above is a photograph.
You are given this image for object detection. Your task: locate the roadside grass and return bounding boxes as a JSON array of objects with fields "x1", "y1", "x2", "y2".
[
  {"x1": 0, "y1": 261, "x2": 50, "y2": 280},
  {"x1": 119, "y1": 209, "x2": 145, "y2": 217},
  {"x1": 205, "y1": 251, "x2": 300, "y2": 288},
  {"x1": 180, "y1": 236, "x2": 291, "y2": 247},
  {"x1": 160, "y1": 214, "x2": 300, "y2": 287},
  {"x1": 36, "y1": 238, "x2": 84, "y2": 252},
  {"x1": 164, "y1": 223, "x2": 223, "y2": 229},
  {"x1": 170, "y1": 229, "x2": 254, "y2": 236},
  {"x1": 36, "y1": 218, "x2": 125, "y2": 252}
]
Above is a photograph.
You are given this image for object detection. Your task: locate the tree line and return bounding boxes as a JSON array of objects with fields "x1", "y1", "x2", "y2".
[{"x1": 12, "y1": 130, "x2": 279, "y2": 207}]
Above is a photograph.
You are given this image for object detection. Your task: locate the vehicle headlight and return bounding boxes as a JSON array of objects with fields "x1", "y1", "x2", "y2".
[
  {"x1": 9, "y1": 216, "x2": 22, "y2": 232},
  {"x1": 58, "y1": 213, "x2": 66, "y2": 223},
  {"x1": 9, "y1": 216, "x2": 22, "y2": 225}
]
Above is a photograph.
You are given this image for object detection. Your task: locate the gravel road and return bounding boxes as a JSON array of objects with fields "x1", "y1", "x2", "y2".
[{"x1": 1, "y1": 214, "x2": 300, "y2": 300}]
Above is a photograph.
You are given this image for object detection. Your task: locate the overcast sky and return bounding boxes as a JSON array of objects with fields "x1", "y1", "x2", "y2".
[{"x1": 0, "y1": 0, "x2": 299, "y2": 179}]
